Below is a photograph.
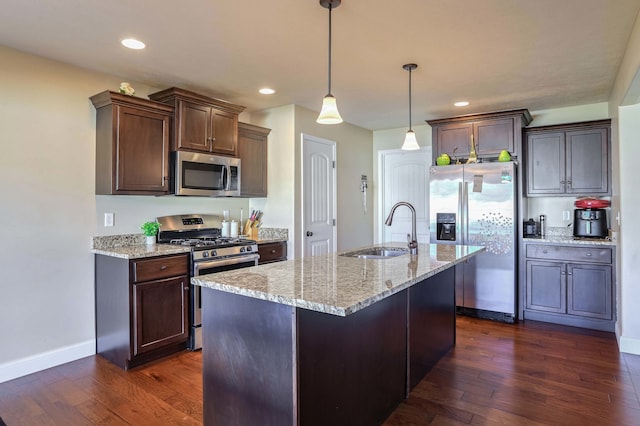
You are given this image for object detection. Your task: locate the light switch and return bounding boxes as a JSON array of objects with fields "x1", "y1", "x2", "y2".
[
  {"x1": 104, "y1": 213, "x2": 114, "y2": 227},
  {"x1": 562, "y1": 210, "x2": 570, "y2": 221}
]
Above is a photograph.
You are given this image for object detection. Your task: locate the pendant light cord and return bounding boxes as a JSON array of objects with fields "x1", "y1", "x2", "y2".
[
  {"x1": 327, "y1": 4, "x2": 333, "y2": 95},
  {"x1": 408, "y1": 66, "x2": 412, "y2": 131}
]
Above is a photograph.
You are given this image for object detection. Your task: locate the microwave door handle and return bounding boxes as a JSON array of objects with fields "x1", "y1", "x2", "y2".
[{"x1": 222, "y1": 165, "x2": 229, "y2": 191}]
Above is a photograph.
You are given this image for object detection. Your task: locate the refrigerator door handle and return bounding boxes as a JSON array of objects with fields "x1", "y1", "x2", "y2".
[
  {"x1": 457, "y1": 181, "x2": 463, "y2": 244},
  {"x1": 463, "y1": 181, "x2": 469, "y2": 243}
]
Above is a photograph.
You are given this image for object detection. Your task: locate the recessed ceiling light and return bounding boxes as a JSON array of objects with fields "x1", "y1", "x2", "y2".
[
  {"x1": 454, "y1": 101, "x2": 469, "y2": 107},
  {"x1": 121, "y1": 38, "x2": 146, "y2": 50},
  {"x1": 259, "y1": 88, "x2": 275, "y2": 95}
]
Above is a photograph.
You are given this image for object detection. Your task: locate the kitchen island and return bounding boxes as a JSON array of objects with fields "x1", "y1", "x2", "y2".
[{"x1": 192, "y1": 243, "x2": 484, "y2": 425}]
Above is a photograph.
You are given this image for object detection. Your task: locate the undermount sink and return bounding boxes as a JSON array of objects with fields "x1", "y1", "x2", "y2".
[{"x1": 340, "y1": 246, "x2": 409, "y2": 259}]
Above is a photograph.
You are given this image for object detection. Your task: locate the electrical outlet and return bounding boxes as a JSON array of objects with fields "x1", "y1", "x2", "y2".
[
  {"x1": 562, "y1": 210, "x2": 571, "y2": 221},
  {"x1": 104, "y1": 213, "x2": 114, "y2": 227}
]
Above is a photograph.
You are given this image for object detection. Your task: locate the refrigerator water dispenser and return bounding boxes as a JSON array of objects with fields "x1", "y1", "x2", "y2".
[{"x1": 436, "y1": 213, "x2": 456, "y2": 241}]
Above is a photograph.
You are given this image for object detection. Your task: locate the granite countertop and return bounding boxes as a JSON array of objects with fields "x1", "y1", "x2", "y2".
[
  {"x1": 523, "y1": 235, "x2": 616, "y2": 246},
  {"x1": 91, "y1": 244, "x2": 191, "y2": 259},
  {"x1": 90, "y1": 228, "x2": 289, "y2": 259},
  {"x1": 255, "y1": 237, "x2": 288, "y2": 244},
  {"x1": 191, "y1": 243, "x2": 484, "y2": 317}
]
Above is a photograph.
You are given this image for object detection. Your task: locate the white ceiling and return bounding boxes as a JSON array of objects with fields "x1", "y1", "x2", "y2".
[{"x1": 1, "y1": 0, "x2": 639, "y2": 130}]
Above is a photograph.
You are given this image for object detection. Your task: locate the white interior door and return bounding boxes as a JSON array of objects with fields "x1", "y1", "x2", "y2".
[
  {"x1": 302, "y1": 134, "x2": 336, "y2": 257},
  {"x1": 379, "y1": 148, "x2": 431, "y2": 244}
]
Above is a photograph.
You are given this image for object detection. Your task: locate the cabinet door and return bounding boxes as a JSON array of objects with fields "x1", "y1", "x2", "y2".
[
  {"x1": 565, "y1": 128, "x2": 609, "y2": 195},
  {"x1": 474, "y1": 117, "x2": 514, "y2": 157},
  {"x1": 435, "y1": 123, "x2": 471, "y2": 160},
  {"x1": 526, "y1": 132, "x2": 565, "y2": 195},
  {"x1": 133, "y1": 275, "x2": 189, "y2": 356},
  {"x1": 116, "y1": 105, "x2": 170, "y2": 193},
  {"x1": 178, "y1": 101, "x2": 212, "y2": 152},
  {"x1": 526, "y1": 260, "x2": 566, "y2": 313},
  {"x1": 238, "y1": 124, "x2": 268, "y2": 197},
  {"x1": 211, "y1": 109, "x2": 238, "y2": 156},
  {"x1": 567, "y1": 263, "x2": 612, "y2": 320}
]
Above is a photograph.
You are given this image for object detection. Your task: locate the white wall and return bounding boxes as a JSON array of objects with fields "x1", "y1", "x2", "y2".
[
  {"x1": 293, "y1": 105, "x2": 374, "y2": 256},
  {"x1": 0, "y1": 45, "x2": 252, "y2": 383},
  {"x1": 609, "y1": 9, "x2": 640, "y2": 355},
  {"x1": 250, "y1": 105, "x2": 296, "y2": 257},
  {"x1": 372, "y1": 124, "x2": 432, "y2": 242},
  {"x1": 252, "y1": 104, "x2": 374, "y2": 258}
]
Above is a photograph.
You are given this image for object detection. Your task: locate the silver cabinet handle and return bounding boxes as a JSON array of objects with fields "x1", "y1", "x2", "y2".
[
  {"x1": 585, "y1": 252, "x2": 592, "y2": 257},
  {"x1": 160, "y1": 265, "x2": 167, "y2": 270}
]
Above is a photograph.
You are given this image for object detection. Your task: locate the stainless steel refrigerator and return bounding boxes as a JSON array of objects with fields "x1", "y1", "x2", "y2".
[{"x1": 429, "y1": 161, "x2": 517, "y2": 321}]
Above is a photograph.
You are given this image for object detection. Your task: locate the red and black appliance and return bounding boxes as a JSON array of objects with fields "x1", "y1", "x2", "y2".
[
  {"x1": 156, "y1": 214, "x2": 259, "y2": 350},
  {"x1": 573, "y1": 198, "x2": 609, "y2": 239}
]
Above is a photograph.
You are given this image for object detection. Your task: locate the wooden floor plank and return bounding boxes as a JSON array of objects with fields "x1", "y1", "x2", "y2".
[{"x1": 1, "y1": 316, "x2": 639, "y2": 425}]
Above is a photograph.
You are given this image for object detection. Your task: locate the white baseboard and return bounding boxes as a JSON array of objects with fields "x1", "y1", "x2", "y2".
[
  {"x1": 619, "y1": 335, "x2": 640, "y2": 355},
  {"x1": 0, "y1": 340, "x2": 95, "y2": 384}
]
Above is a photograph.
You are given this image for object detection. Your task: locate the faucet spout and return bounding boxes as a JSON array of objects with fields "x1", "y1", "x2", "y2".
[{"x1": 384, "y1": 202, "x2": 418, "y2": 255}]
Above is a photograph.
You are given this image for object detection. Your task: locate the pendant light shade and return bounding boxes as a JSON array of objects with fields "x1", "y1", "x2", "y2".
[
  {"x1": 317, "y1": 0, "x2": 343, "y2": 124},
  {"x1": 401, "y1": 63, "x2": 420, "y2": 150}
]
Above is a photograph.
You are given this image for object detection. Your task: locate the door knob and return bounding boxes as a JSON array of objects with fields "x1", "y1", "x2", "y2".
[{"x1": 306, "y1": 231, "x2": 313, "y2": 237}]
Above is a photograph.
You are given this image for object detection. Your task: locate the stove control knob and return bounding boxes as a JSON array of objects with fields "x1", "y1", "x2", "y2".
[
  {"x1": 245, "y1": 246, "x2": 252, "y2": 252},
  {"x1": 202, "y1": 252, "x2": 209, "y2": 258},
  {"x1": 240, "y1": 247, "x2": 245, "y2": 252},
  {"x1": 211, "y1": 250, "x2": 217, "y2": 257}
]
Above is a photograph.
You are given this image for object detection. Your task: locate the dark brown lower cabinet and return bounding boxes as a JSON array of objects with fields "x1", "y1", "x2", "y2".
[
  {"x1": 95, "y1": 253, "x2": 189, "y2": 369},
  {"x1": 257, "y1": 241, "x2": 287, "y2": 264},
  {"x1": 200, "y1": 267, "x2": 455, "y2": 425},
  {"x1": 523, "y1": 243, "x2": 614, "y2": 331}
]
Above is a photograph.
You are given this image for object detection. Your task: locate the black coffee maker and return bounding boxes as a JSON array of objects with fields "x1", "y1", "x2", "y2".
[{"x1": 573, "y1": 209, "x2": 607, "y2": 238}]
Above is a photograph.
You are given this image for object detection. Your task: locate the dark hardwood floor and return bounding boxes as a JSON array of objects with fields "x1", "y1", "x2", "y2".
[{"x1": 1, "y1": 316, "x2": 639, "y2": 425}]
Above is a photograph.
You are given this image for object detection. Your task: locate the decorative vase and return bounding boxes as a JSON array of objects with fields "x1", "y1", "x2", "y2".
[{"x1": 145, "y1": 235, "x2": 156, "y2": 246}]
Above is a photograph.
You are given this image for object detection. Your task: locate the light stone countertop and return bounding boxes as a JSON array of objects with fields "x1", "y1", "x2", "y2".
[
  {"x1": 191, "y1": 243, "x2": 484, "y2": 317},
  {"x1": 523, "y1": 236, "x2": 616, "y2": 247},
  {"x1": 91, "y1": 244, "x2": 191, "y2": 259}
]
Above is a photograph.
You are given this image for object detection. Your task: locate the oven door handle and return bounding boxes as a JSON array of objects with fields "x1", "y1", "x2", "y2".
[{"x1": 193, "y1": 254, "x2": 260, "y2": 275}]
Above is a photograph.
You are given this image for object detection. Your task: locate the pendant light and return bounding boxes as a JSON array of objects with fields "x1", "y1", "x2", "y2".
[
  {"x1": 317, "y1": 0, "x2": 343, "y2": 124},
  {"x1": 401, "y1": 63, "x2": 420, "y2": 150}
]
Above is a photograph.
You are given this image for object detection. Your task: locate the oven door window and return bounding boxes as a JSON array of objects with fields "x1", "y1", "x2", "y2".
[{"x1": 182, "y1": 161, "x2": 225, "y2": 191}]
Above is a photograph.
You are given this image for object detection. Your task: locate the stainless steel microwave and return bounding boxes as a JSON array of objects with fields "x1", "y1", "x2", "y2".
[{"x1": 173, "y1": 151, "x2": 241, "y2": 197}]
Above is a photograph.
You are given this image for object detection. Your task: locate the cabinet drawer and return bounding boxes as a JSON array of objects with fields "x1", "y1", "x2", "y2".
[
  {"x1": 525, "y1": 244, "x2": 612, "y2": 264},
  {"x1": 258, "y1": 242, "x2": 287, "y2": 264},
  {"x1": 132, "y1": 254, "x2": 189, "y2": 282}
]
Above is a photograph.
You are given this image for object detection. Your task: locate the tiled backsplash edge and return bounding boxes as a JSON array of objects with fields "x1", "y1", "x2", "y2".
[
  {"x1": 258, "y1": 228, "x2": 288, "y2": 240},
  {"x1": 92, "y1": 234, "x2": 146, "y2": 249},
  {"x1": 545, "y1": 226, "x2": 573, "y2": 238}
]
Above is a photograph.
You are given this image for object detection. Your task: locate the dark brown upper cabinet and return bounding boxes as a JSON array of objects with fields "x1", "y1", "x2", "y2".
[
  {"x1": 427, "y1": 109, "x2": 532, "y2": 164},
  {"x1": 91, "y1": 91, "x2": 173, "y2": 195},
  {"x1": 238, "y1": 122, "x2": 270, "y2": 197},
  {"x1": 524, "y1": 120, "x2": 611, "y2": 196},
  {"x1": 149, "y1": 87, "x2": 245, "y2": 156}
]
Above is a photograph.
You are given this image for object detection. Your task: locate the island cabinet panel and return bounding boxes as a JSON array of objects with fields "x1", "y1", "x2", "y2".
[
  {"x1": 296, "y1": 291, "x2": 407, "y2": 426},
  {"x1": 91, "y1": 91, "x2": 173, "y2": 195},
  {"x1": 200, "y1": 267, "x2": 457, "y2": 425},
  {"x1": 408, "y1": 267, "x2": 455, "y2": 390},
  {"x1": 201, "y1": 289, "x2": 294, "y2": 426},
  {"x1": 95, "y1": 253, "x2": 189, "y2": 370}
]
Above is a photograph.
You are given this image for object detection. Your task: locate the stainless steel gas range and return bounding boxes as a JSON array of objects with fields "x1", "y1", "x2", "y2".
[{"x1": 156, "y1": 214, "x2": 259, "y2": 350}]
